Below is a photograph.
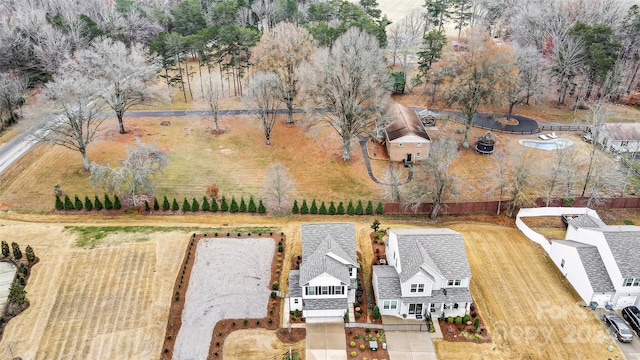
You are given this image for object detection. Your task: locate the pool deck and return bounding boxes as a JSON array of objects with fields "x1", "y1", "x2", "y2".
[{"x1": 518, "y1": 138, "x2": 573, "y2": 150}]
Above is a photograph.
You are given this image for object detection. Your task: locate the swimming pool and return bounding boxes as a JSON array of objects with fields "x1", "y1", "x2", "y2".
[{"x1": 518, "y1": 138, "x2": 573, "y2": 150}]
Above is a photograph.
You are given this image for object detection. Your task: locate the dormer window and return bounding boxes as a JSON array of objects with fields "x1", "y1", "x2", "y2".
[
  {"x1": 623, "y1": 278, "x2": 640, "y2": 287},
  {"x1": 447, "y1": 279, "x2": 462, "y2": 287},
  {"x1": 410, "y1": 284, "x2": 425, "y2": 293}
]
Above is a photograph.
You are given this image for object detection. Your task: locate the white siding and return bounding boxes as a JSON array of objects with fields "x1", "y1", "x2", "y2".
[
  {"x1": 549, "y1": 242, "x2": 594, "y2": 305},
  {"x1": 401, "y1": 273, "x2": 433, "y2": 297},
  {"x1": 290, "y1": 297, "x2": 303, "y2": 311},
  {"x1": 387, "y1": 231, "x2": 401, "y2": 273},
  {"x1": 303, "y1": 309, "x2": 345, "y2": 318},
  {"x1": 303, "y1": 273, "x2": 348, "y2": 300}
]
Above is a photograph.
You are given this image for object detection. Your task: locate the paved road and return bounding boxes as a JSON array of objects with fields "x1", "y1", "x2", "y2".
[{"x1": 0, "y1": 114, "x2": 61, "y2": 175}]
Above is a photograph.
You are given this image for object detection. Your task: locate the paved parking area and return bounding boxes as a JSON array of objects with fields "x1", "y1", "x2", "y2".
[
  {"x1": 385, "y1": 331, "x2": 437, "y2": 360},
  {"x1": 597, "y1": 308, "x2": 640, "y2": 360},
  {"x1": 305, "y1": 323, "x2": 347, "y2": 360}
]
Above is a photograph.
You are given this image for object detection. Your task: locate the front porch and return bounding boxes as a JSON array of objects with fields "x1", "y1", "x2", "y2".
[{"x1": 397, "y1": 302, "x2": 471, "y2": 320}]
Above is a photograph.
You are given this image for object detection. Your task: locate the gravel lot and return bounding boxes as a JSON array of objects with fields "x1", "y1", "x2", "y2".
[{"x1": 173, "y1": 237, "x2": 275, "y2": 360}]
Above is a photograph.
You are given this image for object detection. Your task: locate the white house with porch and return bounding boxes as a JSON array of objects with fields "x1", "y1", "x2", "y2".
[
  {"x1": 288, "y1": 223, "x2": 359, "y2": 318},
  {"x1": 372, "y1": 228, "x2": 472, "y2": 319},
  {"x1": 549, "y1": 213, "x2": 640, "y2": 309}
]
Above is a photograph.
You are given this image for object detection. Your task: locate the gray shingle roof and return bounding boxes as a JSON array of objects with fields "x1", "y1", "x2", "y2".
[
  {"x1": 557, "y1": 240, "x2": 616, "y2": 292},
  {"x1": 304, "y1": 298, "x2": 348, "y2": 311},
  {"x1": 372, "y1": 265, "x2": 402, "y2": 299},
  {"x1": 568, "y1": 214, "x2": 606, "y2": 229},
  {"x1": 392, "y1": 229, "x2": 471, "y2": 283},
  {"x1": 299, "y1": 223, "x2": 358, "y2": 285},
  {"x1": 602, "y1": 229, "x2": 640, "y2": 278},
  {"x1": 288, "y1": 270, "x2": 302, "y2": 297},
  {"x1": 401, "y1": 287, "x2": 472, "y2": 303}
]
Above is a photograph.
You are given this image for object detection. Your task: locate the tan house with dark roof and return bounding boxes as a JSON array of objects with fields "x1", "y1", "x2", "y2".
[
  {"x1": 595, "y1": 123, "x2": 640, "y2": 153},
  {"x1": 384, "y1": 103, "x2": 431, "y2": 163}
]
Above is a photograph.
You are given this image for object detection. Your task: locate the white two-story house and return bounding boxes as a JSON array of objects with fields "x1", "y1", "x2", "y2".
[
  {"x1": 550, "y1": 214, "x2": 640, "y2": 309},
  {"x1": 372, "y1": 228, "x2": 472, "y2": 319},
  {"x1": 288, "y1": 223, "x2": 359, "y2": 318}
]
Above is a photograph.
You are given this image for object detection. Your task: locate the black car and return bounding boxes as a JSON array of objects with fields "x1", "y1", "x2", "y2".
[
  {"x1": 603, "y1": 312, "x2": 634, "y2": 342},
  {"x1": 622, "y1": 306, "x2": 640, "y2": 337}
]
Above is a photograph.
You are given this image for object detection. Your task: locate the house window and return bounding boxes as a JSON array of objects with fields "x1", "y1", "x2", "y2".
[
  {"x1": 448, "y1": 279, "x2": 462, "y2": 287},
  {"x1": 349, "y1": 268, "x2": 354, "y2": 277},
  {"x1": 622, "y1": 141, "x2": 629, "y2": 147},
  {"x1": 321, "y1": 286, "x2": 329, "y2": 295},
  {"x1": 430, "y1": 303, "x2": 436, "y2": 312},
  {"x1": 635, "y1": 278, "x2": 640, "y2": 286},
  {"x1": 383, "y1": 300, "x2": 390, "y2": 309},
  {"x1": 410, "y1": 284, "x2": 424, "y2": 293},
  {"x1": 390, "y1": 300, "x2": 397, "y2": 309},
  {"x1": 561, "y1": 259, "x2": 565, "y2": 268},
  {"x1": 454, "y1": 280, "x2": 461, "y2": 286},
  {"x1": 447, "y1": 280, "x2": 454, "y2": 286},
  {"x1": 624, "y1": 278, "x2": 640, "y2": 287},
  {"x1": 294, "y1": 299, "x2": 299, "y2": 304},
  {"x1": 398, "y1": 143, "x2": 403, "y2": 147},
  {"x1": 307, "y1": 287, "x2": 316, "y2": 296},
  {"x1": 335, "y1": 286, "x2": 344, "y2": 295}
]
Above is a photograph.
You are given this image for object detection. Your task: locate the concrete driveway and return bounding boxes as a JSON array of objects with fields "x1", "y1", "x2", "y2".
[
  {"x1": 597, "y1": 308, "x2": 640, "y2": 359},
  {"x1": 305, "y1": 322, "x2": 346, "y2": 360},
  {"x1": 385, "y1": 331, "x2": 437, "y2": 360}
]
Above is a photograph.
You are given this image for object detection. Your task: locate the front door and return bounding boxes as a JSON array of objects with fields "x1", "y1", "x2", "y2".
[
  {"x1": 406, "y1": 153, "x2": 412, "y2": 162},
  {"x1": 408, "y1": 303, "x2": 422, "y2": 315}
]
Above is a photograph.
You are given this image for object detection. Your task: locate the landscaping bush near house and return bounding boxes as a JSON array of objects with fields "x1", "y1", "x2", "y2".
[
  {"x1": 455, "y1": 316, "x2": 463, "y2": 325},
  {"x1": 355, "y1": 200, "x2": 364, "y2": 215},
  {"x1": 11, "y1": 242, "x2": 22, "y2": 259},
  {"x1": 220, "y1": 196, "x2": 229, "y2": 211},
  {"x1": 447, "y1": 316, "x2": 454, "y2": 324},
  {"x1": 211, "y1": 197, "x2": 219, "y2": 211},
  {"x1": 272, "y1": 281, "x2": 279, "y2": 290},
  {"x1": 1, "y1": 241, "x2": 9, "y2": 257},
  {"x1": 172, "y1": 198, "x2": 179, "y2": 211},
  {"x1": 258, "y1": 200, "x2": 266, "y2": 213},
  {"x1": 248, "y1": 196, "x2": 257, "y2": 212},
  {"x1": 359, "y1": 344, "x2": 365, "y2": 351},
  {"x1": 319, "y1": 201, "x2": 327, "y2": 214},
  {"x1": 337, "y1": 201, "x2": 345, "y2": 214},
  {"x1": 349, "y1": 341, "x2": 356, "y2": 347},
  {"x1": 94, "y1": 196, "x2": 103, "y2": 210},
  {"x1": 201, "y1": 196, "x2": 210, "y2": 211},
  {"x1": 376, "y1": 201, "x2": 384, "y2": 215},
  {"x1": 191, "y1": 198, "x2": 200, "y2": 212},
  {"x1": 473, "y1": 317, "x2": 480, "y2": 329},
  {"x1": 350, "y1": 351, "x2": 357, "y2": 358},
  {"x1": 373, "y1": 306, "x2": 381, "y2": 320},
  {"x1": 347, "y1": 200, "x2": 355, "y2": 215},
  {"x1": 230, "y1": 197, "x2": 239, "y2": 212},
  {"x1": 463, "y1": 314, "x2": 471, "y2": 323},
  {"x1": 291, "y1": 199, "x2": 299, "y2": 213},
  {"x1": 310, "y1": 199, "x2": 318, "y2": 214},
  {"x1": 74, "y1": 195, "x2": 83, "y2": 211},
  {"x1": 25, "y1": 245, "x2": 35, "y2": 263},
  {"x1": 239, "y1": 196, "x2": 247, "y2": 212},
  {"x1": 84, "y1": 196, "x2": 93, "y2": 211},
  {"x1": 300, "y1": 199, "x2": 309, "y2": 214},
  {"x1": 366, "y1": 200, "x2": 373, "y2": 215},
  {"x1": 63, "y1": 195, "x2": 73, "y2": 210},
  {"x1": 329, "y1": 201, "x2": 336, "y2": 215}
]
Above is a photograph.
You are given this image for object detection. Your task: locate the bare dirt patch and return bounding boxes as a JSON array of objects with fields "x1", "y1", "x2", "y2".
[{"x1": 222, "y1": 328, "x2": 305, "y2": 360}]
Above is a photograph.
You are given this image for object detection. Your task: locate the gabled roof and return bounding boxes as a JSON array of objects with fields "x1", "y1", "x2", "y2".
[
  {"x1": 288, "y1": 270, "x2": 302, "y2": 297},
  {"x1": 299, "y1": 223, "x2": 358, "y2": 285},
  {"x1": 372, "y1": 265, "x2": 402, "y2": 299},
  {"x1": 385, "y1": 104, "x2": 430, "y2": 142},
  {"x1": 600, "y1": 123, "x2": 640, "y2": 141},
  {"x1": 554, "y1": 240, "x2": 615, "y2": 292},
  {"x1": 391, "y1": 228, "x2": 471, "y2": 283},
  {"x1": 568, "y1": 214, "x2": 606, "y2": 229},
  {"x1": 602, "y1": 229, "x2": 640, "y2": 278}
]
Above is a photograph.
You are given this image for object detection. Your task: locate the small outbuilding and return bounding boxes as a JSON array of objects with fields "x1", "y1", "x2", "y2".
[
  {"x1": 384, "y1": 104, "x2": 431, "y2": 164},
  {"x1": 475, "y1": 131, "x2": 495, "y2": 154}
]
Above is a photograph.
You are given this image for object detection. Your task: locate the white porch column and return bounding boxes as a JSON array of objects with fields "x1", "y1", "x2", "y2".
[{"x1": 466, "y1": 302, "x2": 471, "y2": 313}]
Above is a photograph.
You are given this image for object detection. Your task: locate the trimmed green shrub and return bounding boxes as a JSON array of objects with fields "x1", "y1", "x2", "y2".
[
  {"x1": 172, "y1": 198, "x2": 179, "y2": 211},
  {"x1": 463, "y1": 314, "x2": 471, "y2": 323},
  {"x1": 300, "y1": 199, "x2": 309, "y2": 214},
  {"x1": 104, "y1": 194, "x2": 113, "y2": 210},
  {"x1": 455, "y1": 316, "x2": 463, "y2": 325},
  {"x1": 182, "y1": 198, "x2": 191, "y2": 212},
  {"x1": 359, "y1": 344, "x2": 365, "y2": 351},
  {"x1": 349, "y1": 341, "x2": 356, "y2": 347},
  {"x1": 319, "y1": 201, "x2": 327, "y2": 215},
  {"x1": 25, "y1": 245, "x2": 35, "y2": 262},
  {"x1": 347, "y1": 200, "x2": 355, "y2": 215},
  {"x1": 64, "y1": 195, "x2": 73, "y2": 211},
  {"x1": 202, "y1": 197, "x2": 210, "y2": 211},
  {"x1": 291, "y1": 199, "x2": 299, "y2": 213},
  {"x1": 163, "y1": 196, "x2": 170, "y2": 210},
  {"x1": 74, "y1": 195, "x2": 83, "y2": 211},
  {"x1": 191, "y1": 198, "x2": 199, "y2": 211},
  {"x1": 230, "y1": 197, "x2": 239, "y2": 212},
  {"x1": 371, "y1": 219, "x2": 380, "y2": 232},
  {"x1": 248, "y1": 196, "x2": 257, "y2": 212},
  {"x1": 365, "y1": 200, "x2": 373, "y2": 215},
  {"x1": 1, "y1": 241, "x2": 9, "y2": 257},
  {"x1": 94, "y1": 196, "x2": 103, "y2": 210},
  {"x1": 376, "y1": 201, "x2": 384, "y2": 214},
  {"x1": 355, "y1": 200, "x2": 364, "y2": 215},
  {"x1": 239, "y1": 196, "x2": 247, "y2": 212},
  {"x1": 373, "y1": 305, "x2": 381, "y2": 320},
  {"x1": 11, "y1": 242, "x2": 21, "y2": 259},
  {"x1": 272, "y1": 281, "x2": 279, "y2": 290},
  {"x1": 337, "y1": 201, "x2": 345, "y2": 214},
  {"x1": 329, "y1": 201, "x2": 336, "y2": 215},
  {"x1": 473, "y1": 317, "x2": 480, "y2": 329},
  {"x1": 144, "y1": 200, "x2": 150, "y2": 212},
  {"x1": 55, "y1": 195, "x2": 63, "y2": 210},
  {"x1": 220, "y1": 196, "x2": 229, "y2": 211},
  {"x1": 258, "y1": 200, "x2": 266, "y2": 213},
  {"x1": 84, "y1": 196, "x2": 93, "y2": 211},
  {"x1": 211, "y1": 197, "x2": 219, "y2": 211},
  {"x1": 350, "y1": 351, "x2": 357, "y2": 358},
  {"x1": 153, "y1": 197, "x2": 160, "y2": 211},
  {"x1": 447, "y1": 316, "x2": 454, "y2": 324},
  {"x1": 310, "y1": 199, "x2": 318, "y2": 214},
  {"x1": 113, "y1": 195, "x2": 121, "y2": 209}
]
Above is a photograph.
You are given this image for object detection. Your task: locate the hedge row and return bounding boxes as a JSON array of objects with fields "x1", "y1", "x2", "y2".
[
  {"x1": 145, "y1": 195, "x2": 266, "y2": 213},
  {"x1": 55, "y1": 194, "x2": 121, "y2": 211},
  {"x1": 291, "y1": 199, "x2": 383, "y2": 215}
]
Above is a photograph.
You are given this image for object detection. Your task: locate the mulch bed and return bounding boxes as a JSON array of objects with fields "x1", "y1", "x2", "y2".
[
  {"x1": 0, "y1": 255, "x2": 38, "y2": 341},
  {"x1": 438, "y1": 309, "x2": 491, "y2": 343},
  {"x1": 345, "y1": 327, "x2": 390, "y2": 360},
  {"x1": 161, "y1": 232, "x2": 304, "y2": 360}
]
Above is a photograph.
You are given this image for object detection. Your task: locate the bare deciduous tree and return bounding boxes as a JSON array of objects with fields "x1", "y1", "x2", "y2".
[
  {"x1": 506, "y1": 150, "x2": 534, "y2": 217},
  {"x1": 205, "y1": 82, "x2": 221, "y2": 132},
  {"x1": 582, "y1": 102, "x2": 609, "y2": 197},
  {"x1": 42, "y1": 73, "x2": 106, "y2": 171},
  {"x1": 302, "y1": 28, "x2": 390, "y2": 161},
  {"x1": 262, "y1": 162, "x2": 296, "y2": 211},
  {"x1": 244, "y1": 71, "x2": 283, "y2": 145},
  {"x1": 403, "y1": 137, "x2": 459, "y2": 219},
  {"x1": 0, "y1": 71, "x2": 28, "y2": 130},
  {"x1": 381, "y1": 163, "x2": 405, "y2": 203},
  {"x1": 488, "y1": 147, "x2": 508, "y2": 215},
  {"x1": 89, "y1": 139, "x2": 168, "y2": 206}
]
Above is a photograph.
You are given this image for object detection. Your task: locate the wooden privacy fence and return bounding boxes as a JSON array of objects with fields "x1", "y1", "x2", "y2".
[{"x1": 383, "y1": 197, "x2": 640, "y2": 215}]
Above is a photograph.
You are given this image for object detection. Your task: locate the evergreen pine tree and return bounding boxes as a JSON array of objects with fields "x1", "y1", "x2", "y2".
[
  {"x1": 74, "y1": 195, "x2": 83, "y2": 210},
  {"x1": 248, "y1": 196, "x2": 257, "y2": 212},
  {"x1": 211, "y1": 197, "x2": 219, "y2": 211},
  {"x1": 355, "y1": 200, "x2": 364, "y2": 215},
  {"x1": 114, "y1": 195, "x2": 122, "y2": 209},
  {"x1": 300, "y1": 199, "x2": 309, "y2": 214},
  {"x1": 144, "y1": 200, "x2": 150, "y2": 212},
  {"x1": 55, "y1": 195, "x2": 64, "y2": 210},
  {"x1": 64, "y1": 195, "x2": 73, "y2": 210},
  {"x1": 258, "y1": 199, "x2": 266, "y2": 213},
  {"x1": 172, "y1": 198, "x2": 179, "y2": 211},
  {"x1": 366, "y1": 200, "x2": 374, "y2": 215},
  {"x1": 329, "y1": 201, "x2": 336, "y2": 215},
  {"x1": 292, "y1": 200, "x2": 299, "y2": 213},
  {"x1": 310, "y1": 199, "x2": 318, "y2": 214},
  {"x1": 347, "y1": 200, "x2": 355, "y2": 215},
  {"x1": 1, "y1": 241, "x2": 9, "y2": 257},
  {"x1": 191, "y1": 198, "x2": 199, "y2": 211},
  {"x1": 376, "y1": 201, "x2": 384, "y2": 214},
  {"x1": 104, "y1": 194, "x2": 113, "y2": 210},
  {"x1": 220, "y1": 196, "x2": 229, "y2": 211},
  {"x1": 319, "y1": 201, "x2": 327, "y2": 215},
  {"x1": 94, "y1": 195, "x2": 103, "y2": 210},
  {"x1": 11, "y1": 242, "x2": 22, "y2": 259},
  {"x1": 230, "y1": 197, "x2": 239, "y2": 212},
  {"x1": 25, "y1": 245, "x2": 35, "y2": 263},
  {"x1": 153, "y1": 197, "x2": 160, "y2": 211},
  {"x1": 84, "y1": 196, "x2": 93, "y2": 211},
  {"x1": 337, "y1": 201, "x2": 345, "y2": 215},
  {"x1": 202, "y1": 196, "x2": 210, "y2": 211},
  {"x1": 239, "y1": 196, "x2": 247, "y2": 212},
  {"x1": 182, "y1": 198, "x2": 191, "y2": 212}
]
